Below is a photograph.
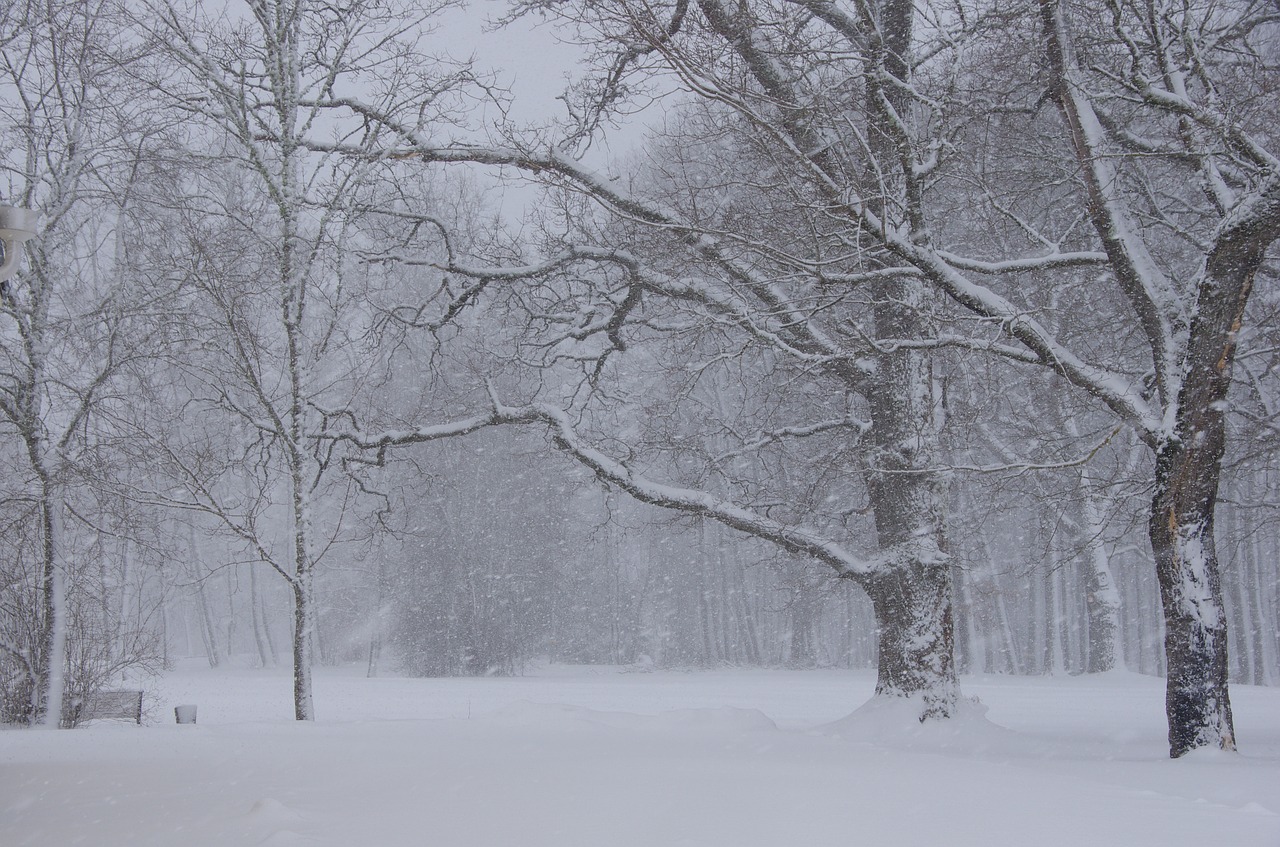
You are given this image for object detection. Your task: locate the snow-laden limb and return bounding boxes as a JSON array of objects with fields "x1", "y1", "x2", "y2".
[
  {"x1": 302, "y1": 96, "x2": 1151, "y2": 435},
  {"x1": 1038, "y1": 0, "x2": 1186, "y2": 409},
  {"x1": 318, "y1": 51, "x2": 1160, "y2": 450},
  {"x1": 891, "y1": 241, "x2": 1165, "y2": 440},
  {"x1": 487, "y1": 398, "x2": 882, "y2": 580},
  {"x1": 325, "y1": 378, "x2": 959, "y2": 717},
  {"x1": 934, "y1": 249, "x2": 1111, "y2": 275},
  {"x1": 715, "y1": 415, "x2": 872, "y2": 462},
  {"x1": 856, "y1": 332, "x2": 1041, "y2": 365},
  {"x1": 325, "y1": 394, "x2": 885, "y2": 579},
  {"x1": 1133, "y1": 82, "x2": 1279, "y2": 173},
  {"x1": 299, "y1": 104, "x2": 864, "y2": 376},
  {"x1": 444, "y1": 247, "x2": 873, "y2": 380},
  {"x1": 320, "y1": 411, "x2": 506, "y2": 466}
]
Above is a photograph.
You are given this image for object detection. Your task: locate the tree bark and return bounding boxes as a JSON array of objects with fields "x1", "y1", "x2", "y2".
[
  {"x1": 1148, "y1": 246, "x2": 1262, "y2": 755},
  {"x1": 861, "y1": 274, "x2": 958, "y2": 719},
  {"x1": 1150, "y1": 447, "x2": 1235, "y2": 756},
  {"x1": 34, "y1": 477, "x2": 67, "y2": 728},
  {"x1": 866, "y1": 561, "x2": 956, "y2": 715},
  {"x1": 291, "y1": 575, "x2": 315, "y2": 721},
  {"x1": 1078, "y1": 454, "x2": 1127, "y2": 673}
]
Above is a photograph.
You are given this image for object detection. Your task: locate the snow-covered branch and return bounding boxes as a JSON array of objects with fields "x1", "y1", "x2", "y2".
[
  {"x1": 1039, "y1": 0, "x2": 1185, "y2": 407},
  {"x1": 935, "y1": 425, "x2": 1124, "y2": 476},
  {"x1": 442, "y1": 247, "x2": 875, "y2": 383},
  {"x1": 320, "y1": 411, "x2": 502, "y2": 456},
  {"x1": 715, "y1": 416, "x2": 872, "y2": 462},
  {"x1": 890, "y1": 240, "x2": 1165, "y2": 441},
  {"x1": 935, "y1": 249, "x2": 1111, "y2": 275},
  {"x1": 488, "y1": 397, "x2": 884, "y2": 579},
  {"x1": 324, "y1": 393, "x2": 909, "y2": 580}
]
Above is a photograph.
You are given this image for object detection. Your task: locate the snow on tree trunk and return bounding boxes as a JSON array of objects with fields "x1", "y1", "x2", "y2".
[
  {"x1": 866, "y1": 561, "x2": 957, "y2": 718},
  {"x1": 35, "y1": 484, "x2": 68, "y2": 729},
  {"x1": 1080, "y1": 478, "x2": 1122, "y2": 673},
  {"x1": 1149, "y1": 499, "x2": 1233, "y2": 756},
  {"x1": 1148, "y1": 249, "x2": 1261, "y2": 755},
  {"x1": 289, "y1": 441, "x2": 315, "y2": 722},
  {"x1": 291, "y1": 575, "x2": 315, "y2": 722},
  {"x1": 1150, "y1": 457, "x2": 1233, "y2": 755},
  {"x1": 861, "y1": 274, "x2": 958, "y2": 720},
  {"x1": 24, "y1": 436, "x2": 69, "y2": 729}
]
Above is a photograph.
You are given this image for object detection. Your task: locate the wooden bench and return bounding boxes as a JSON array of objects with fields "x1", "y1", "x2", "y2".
[{"x1": 64, "y1": 689, "x2": 143, "y2": 725}]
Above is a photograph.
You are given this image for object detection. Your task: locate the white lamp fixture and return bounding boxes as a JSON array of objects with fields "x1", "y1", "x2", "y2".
[{"x1": 0, "y1": 205, "x2": 39, "y2": 283}]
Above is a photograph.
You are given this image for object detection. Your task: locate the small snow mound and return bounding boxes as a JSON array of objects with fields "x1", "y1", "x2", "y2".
[
  {"x1": 491, "y1": 701, "x2": 776, "y2": 734},
  {"x1": 821, "y1": 694, "x2": 1016, "y2": 754},
  {"x1": 491, "y1": 700, "x2": 620, "y2": 727},
  {"x1": 646, "y1": 707, "x2": 777, "y2": 734},
  {"x1": 1176, "y1": 746, "x2": 1239, "y2": 763},
  {"x1": 257, "y1": 830, "x2": 316, "y2": 846},
  {"x1": 5, "y1": 793, "x2": 38, "y2": 814},
  {"x1": 247, "y1": 798, "x2": 303, "y2": 823}
]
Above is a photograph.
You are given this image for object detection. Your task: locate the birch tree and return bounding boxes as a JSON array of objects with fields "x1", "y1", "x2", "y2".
[
  {"x1": 139, "y1": 0, "x2": 384, "y2": 719},
  {"x1": 0, "y1": 0, "x2": 173, "y2": 726},
  {"x1": 133, "y1": 0, "x2": 497, "y2": 719}
]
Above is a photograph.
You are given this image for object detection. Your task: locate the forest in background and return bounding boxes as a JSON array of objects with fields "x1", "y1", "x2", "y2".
[{"x1": 1, "y1": 0, "x2": 1277, "y2": 758}]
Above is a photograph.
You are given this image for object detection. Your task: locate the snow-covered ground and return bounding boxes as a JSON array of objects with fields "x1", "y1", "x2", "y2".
[{"x1": 3, "y1": 662, "x2": 1278, "y2": 846}]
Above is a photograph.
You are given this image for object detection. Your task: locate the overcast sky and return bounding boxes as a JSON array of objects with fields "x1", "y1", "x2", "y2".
[{"x1": 428, "y1": 2, "x2": 643, "y2": 217}]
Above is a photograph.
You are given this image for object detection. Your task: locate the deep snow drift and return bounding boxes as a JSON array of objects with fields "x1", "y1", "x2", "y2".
[{"x1": 3, "y1": 662, "x2": 1278, "y2": 846}]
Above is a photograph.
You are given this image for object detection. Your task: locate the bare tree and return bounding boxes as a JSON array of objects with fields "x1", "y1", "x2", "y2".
[
  {"x1": 0, "y1": 0, "x2": 173, "y2": 726},
  {"x1": 130, "y1": 0, "x2": 506, "y2": 719},
  {"x1": 301, "y1": 0, "x2": 1277, "y2": 753},
  {"x1": 301, "y1": 0, "x2": 973, "y2": 720}
]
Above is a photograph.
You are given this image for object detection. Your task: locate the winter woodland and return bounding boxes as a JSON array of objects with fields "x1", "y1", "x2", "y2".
[{"x1": 1, "y1": 0, "x2": 1278, "y2": 761}]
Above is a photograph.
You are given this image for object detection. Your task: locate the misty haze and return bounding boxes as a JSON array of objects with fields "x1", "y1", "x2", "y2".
[{"x1": 2, "y1": 0, "x2": 1278, "y2": 844}]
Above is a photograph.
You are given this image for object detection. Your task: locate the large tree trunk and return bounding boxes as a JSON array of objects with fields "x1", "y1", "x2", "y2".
[
  {"x1": 1148, "y1": 245, "x2": 1263, "y2": 755},
  {"x1": 1149, "y1": 447, "x2": 1234, "y2": 756},
  {"x1": 689, "y1": 0, "x2": 958, "y2": 714},
  {"x1": 862, "y1": 275, "x2": 958, "y2": 720},
  {"x1": 853, "y1": 0, "x2": 957, "y2": 717},
  {"x1": 866, "y1": 561, "x2": 956, "y2": 716}
]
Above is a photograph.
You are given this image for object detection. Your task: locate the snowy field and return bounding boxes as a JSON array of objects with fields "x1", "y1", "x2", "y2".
[{"x1": 3, "y1": 663, "x2": 1279, "y2": 847}]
